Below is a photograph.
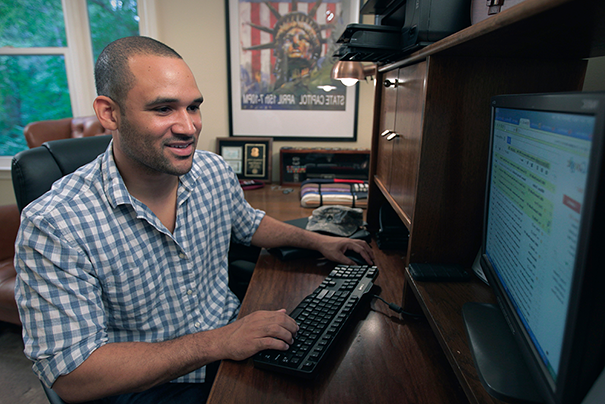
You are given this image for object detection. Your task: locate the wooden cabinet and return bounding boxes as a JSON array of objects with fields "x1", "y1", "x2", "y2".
[
  {"x1": 370, "y1": 56, "x2": 587, "y2": 267},
  {"x1": 368, "y1": 0, "x2": 599, "y2": 267},
  {"x1": 365, "y1": 0, "x2": 605, "y2": 402},
  {"x1": 376, "y1": 63, "x2": 426, "y2": 226},
  {"x1": 374, "y1": 70, "x2": 396, "y2": 193}
]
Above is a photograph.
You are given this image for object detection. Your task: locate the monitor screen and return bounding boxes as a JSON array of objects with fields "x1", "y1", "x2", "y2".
[
  {"x1": 486, "y1": 106, "x2": 594, "y2": 382},
  {"x1": 464, "y1": 92, "x2": 605, "y2": 404}
]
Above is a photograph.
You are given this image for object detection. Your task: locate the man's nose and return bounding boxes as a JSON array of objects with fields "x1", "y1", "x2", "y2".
[{"x1": 173, "y1": 109, "x2": 199, "y2": 135}]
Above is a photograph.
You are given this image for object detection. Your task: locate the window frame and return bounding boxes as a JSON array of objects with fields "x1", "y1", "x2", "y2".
[{"x1": 0, "y1": 0, "x2": 157, "y2": 172}]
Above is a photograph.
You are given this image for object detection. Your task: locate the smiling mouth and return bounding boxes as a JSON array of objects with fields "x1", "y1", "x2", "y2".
[{"x1": 166, "y1": 141, "x2": 195, "y2": 156}]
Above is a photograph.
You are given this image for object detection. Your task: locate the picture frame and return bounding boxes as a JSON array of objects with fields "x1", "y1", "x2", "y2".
[
  {"x1": 216, "y1": 137, "x2": 273, "y2": 182},
  {"x1": 226, "y1": 0, "x2": 360, "y2": 141}
]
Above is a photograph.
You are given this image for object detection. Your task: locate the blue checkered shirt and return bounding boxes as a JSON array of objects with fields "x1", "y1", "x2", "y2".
[{"x1": 14, "y1": 143, "x2": 265, "y2": 388}]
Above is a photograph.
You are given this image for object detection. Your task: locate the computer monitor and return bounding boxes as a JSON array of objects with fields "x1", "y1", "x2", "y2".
[{"x1": 463, "y1": 92, "x2": 605, "y2": 404}]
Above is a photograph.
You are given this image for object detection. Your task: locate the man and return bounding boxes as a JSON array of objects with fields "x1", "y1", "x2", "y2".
[{"x1": 14, "y1": 36, "x2": 373, "y2": 403}]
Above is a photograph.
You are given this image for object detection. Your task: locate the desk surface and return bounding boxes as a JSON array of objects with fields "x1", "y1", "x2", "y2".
[
  {"x1": 207, "y1": 185, "x2": 476, "y2": 404},
  {"x1": 243, "y1": 184, "x2": 314, "y2": 222},
  {"x1": 208, "y1": 248, "x2": 468, "y2": 404}
]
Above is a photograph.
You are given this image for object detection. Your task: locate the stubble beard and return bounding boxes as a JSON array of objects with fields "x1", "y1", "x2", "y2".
[{"x1": 118, "y1": 115, "x2": 195, "y2": 177}]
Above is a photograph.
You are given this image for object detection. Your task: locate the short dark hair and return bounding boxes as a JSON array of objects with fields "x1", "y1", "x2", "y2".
[{"x1": 94, "y1": 36, "x2": 182, "y2": 107}]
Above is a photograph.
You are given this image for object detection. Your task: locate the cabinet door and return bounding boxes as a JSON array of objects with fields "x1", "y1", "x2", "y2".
[
  {"x1": 374, "y1": 69, "x2": 399, "y2": 190},
  {"x1": 389, "y1": 62, "x2": 427, "y2": 224}
]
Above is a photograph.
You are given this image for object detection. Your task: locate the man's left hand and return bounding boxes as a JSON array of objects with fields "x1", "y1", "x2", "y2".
[{"x1": 316, "y1": 237, "x2": 374, "y2": 266}]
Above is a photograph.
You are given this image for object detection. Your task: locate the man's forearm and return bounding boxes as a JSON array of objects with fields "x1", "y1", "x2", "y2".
[
  {"x1": 250, "y1": 215, "x2": 375, "y2": 265},
  {"x1": 52, "y1": 330, "x2": 221, "y2": 403},
  {"x1": 51, "y1": 309, "x2": 297, "y2": 403},
  {"x1": 250, "y1": 215, "x2": 326, "y2": 250}
]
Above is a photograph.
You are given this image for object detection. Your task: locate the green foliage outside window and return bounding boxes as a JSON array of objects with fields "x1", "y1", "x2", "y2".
[
  {"x1": 0, "y1": 0, "x2": 138, "y2": 156},
  {"x1": 0, "y1": 0, "x2": 68, "y2": 156},
  {"x1": 0, "y1": 0, "x2": 66, "y2": 47},
  {"x1": 0, "y1": 55, "x2": 72, "y2": 155},
  {"x1": 88, "y1": 0, "x2": 139, "y2": 61}
]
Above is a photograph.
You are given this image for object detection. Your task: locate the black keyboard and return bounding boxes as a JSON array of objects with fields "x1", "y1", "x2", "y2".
[{"x1": 253, "y1": 264, "x2": 378, "y2": 378}]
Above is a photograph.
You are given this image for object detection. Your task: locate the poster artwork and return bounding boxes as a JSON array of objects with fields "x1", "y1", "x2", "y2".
[{"x1": 238, "y1": 0, "x2": 348, "y2": 111}]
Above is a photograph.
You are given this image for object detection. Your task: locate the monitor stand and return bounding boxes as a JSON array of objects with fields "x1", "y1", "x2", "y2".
[{"x1": 462, "y1": 302, "x2": 544, "y2": 404}]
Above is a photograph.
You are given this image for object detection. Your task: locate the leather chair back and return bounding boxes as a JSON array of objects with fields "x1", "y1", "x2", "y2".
[
  {"x1": 23, "y1": 116, "x2": 110, "y2": 149},
  {"x1": 11, "y1": 135, "x2": 112, "y2": 212}
]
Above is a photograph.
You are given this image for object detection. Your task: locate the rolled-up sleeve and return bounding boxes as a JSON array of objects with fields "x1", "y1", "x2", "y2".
[{"x1": 15, "y1": 214, "x2": 108, "y2": 388}]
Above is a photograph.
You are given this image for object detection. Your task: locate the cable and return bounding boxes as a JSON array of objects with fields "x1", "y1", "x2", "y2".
[{"x1": 372, "y1": 295, "x2": 424, "y2": 319}]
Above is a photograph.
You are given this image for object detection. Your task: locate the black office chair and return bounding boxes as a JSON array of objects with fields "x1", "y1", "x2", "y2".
[{"x1": 12, "y1": 135, "x2": 112, "y2": 212}]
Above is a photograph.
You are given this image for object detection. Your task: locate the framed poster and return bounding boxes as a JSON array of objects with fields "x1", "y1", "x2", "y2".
[
  {"x1": 227, "y1": 0, "x2": 360, "y2": 141},
  {"x1": 216, "y1": 137, "x2": 273, "y2": 182}
]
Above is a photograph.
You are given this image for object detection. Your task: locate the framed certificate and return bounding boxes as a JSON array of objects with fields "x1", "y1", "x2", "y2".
[{"x1": 216, "y1": 137, "x2": 272, "y2": 182}]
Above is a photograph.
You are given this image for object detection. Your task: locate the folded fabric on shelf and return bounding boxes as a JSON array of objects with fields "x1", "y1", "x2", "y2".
[{"x1": 299, "y1": 179, "x2": 368, "y2": 208}]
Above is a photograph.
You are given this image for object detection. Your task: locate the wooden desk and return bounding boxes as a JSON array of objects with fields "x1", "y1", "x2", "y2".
[
  {"x1": 207, "y1": 185, "x2": 470, "y2": 404},
  {"x1": 242, "y1": 185, "x2": 314, "y2": 222}
]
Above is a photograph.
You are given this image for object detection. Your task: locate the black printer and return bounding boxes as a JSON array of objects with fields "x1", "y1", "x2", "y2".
[{"x1": 334, "y1": 0, "x2": 471, "y2": 63}]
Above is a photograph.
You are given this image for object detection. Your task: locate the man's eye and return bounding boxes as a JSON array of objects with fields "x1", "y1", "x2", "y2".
[
  {"x1": 154, "y1": 106, "x2": 172, "y2": 113},
  {"x1": 188, "y1": 105, "x2": 201, "y2": 112}
]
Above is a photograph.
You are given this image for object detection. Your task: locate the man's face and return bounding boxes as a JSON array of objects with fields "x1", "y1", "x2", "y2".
[{"x1": 113, "y1": 55, "x2": 203, "y2": 178}]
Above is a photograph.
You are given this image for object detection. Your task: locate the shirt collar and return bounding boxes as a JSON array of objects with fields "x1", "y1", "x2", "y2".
[
  {"x1": 100, "y1": 140, "x2": 200, "y2": 209},
  {"x1": 101, "y1": 140, "x2": 131, "y2": 209}
]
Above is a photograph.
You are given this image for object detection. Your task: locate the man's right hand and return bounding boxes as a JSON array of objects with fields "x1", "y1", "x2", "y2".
[
  {"x1": 52, "y1": 309, "x2": 298, "y2": 402},
  {"x1": 214, "y1": 309, "x2": 299, "y2": 361}
]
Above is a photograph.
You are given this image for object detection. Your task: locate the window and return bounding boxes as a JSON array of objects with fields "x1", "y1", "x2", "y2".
[{"x1": 0, "y1": 0, "x2": 156, "y2": 167}]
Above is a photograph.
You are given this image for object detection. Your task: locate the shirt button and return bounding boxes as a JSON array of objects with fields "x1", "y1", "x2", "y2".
[
  {"x1": 187, "y1": 289, "x2": 193, "y2": 296},
  {"x1": 179, "y1": 253, "x2": 187, "y2": 259},
  {"x1": 194, "y1": 322, "x2": 201, "y2": 328}
]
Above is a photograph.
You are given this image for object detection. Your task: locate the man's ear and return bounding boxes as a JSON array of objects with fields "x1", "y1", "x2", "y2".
[{"x1": 93, "y1": 96, "x2": 120, "y2": 131}]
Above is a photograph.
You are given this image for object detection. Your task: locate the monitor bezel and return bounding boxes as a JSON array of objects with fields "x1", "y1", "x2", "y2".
[{"x1": 481, "y1": 92, "x2": 605, "y2": 404}]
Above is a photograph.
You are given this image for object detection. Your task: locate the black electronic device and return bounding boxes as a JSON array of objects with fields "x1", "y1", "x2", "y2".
[
  {"x1": 334, "y1": 0, "x2": 471, "y2": 62},
  {"x1": 333, "y1": 24, "x2": 404, "y2": 64},
  {"x1": 408, "y1": 263, "x2": 470, "y2": 282},
  {"x1": 376, "y1": 203, "x2": 408, "y2": 250},
  {"x1": 463, "y1": 92, "x2": 605, "y2": 404},
  {"x1": 398, "y1": 0, "x2": 471, "y2": 54},
  {"x1": 253, "y1": 264, "x2": 378, "y2": 378}
]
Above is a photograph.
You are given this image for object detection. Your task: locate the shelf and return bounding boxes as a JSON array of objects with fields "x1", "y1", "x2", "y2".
[
  {"x1": 374, "y1": 176, "x2": 411, "y2": 229},
  {"x1": 405, "y1": 269, "x2": 502, "y2": 404},
  {"x1": 380, "y1": 0, "x2": 605, "y2": 72}
]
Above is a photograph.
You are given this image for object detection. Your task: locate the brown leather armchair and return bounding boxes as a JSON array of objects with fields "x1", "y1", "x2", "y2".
[
  {"x1": 23, "y1": 115, "x2": 110, "y2": 149},
  {"x1": 0, "y1": 204, "x2": 21, "y2": 325}
]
